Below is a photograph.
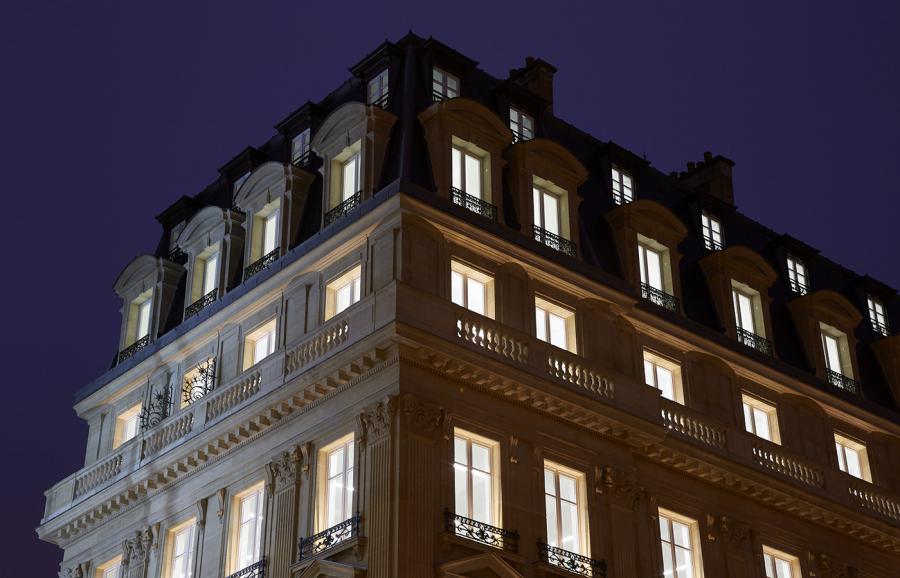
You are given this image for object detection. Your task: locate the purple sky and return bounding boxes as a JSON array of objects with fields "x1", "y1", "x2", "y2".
[{"x1": 2, "y1": 1, "x2": 898, "y2": 575}]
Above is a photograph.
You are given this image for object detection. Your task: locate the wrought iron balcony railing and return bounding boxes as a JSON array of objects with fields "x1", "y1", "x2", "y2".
[
  {"x1": 225, "y1": 558, "x2": 265, "y2": 578},
  {"x1": 298, "y1": 514, "x2": 361, "y2": 560},
  {"x1": 444, "y1": 510, "x2": 519, "y2": 552},
  {"x1": 325, "y1": 191, "x2": 362, "y2": 226},
  {"x1": 789, "y1": 279, "x2": 808, "y2": 295},
  {"x1": 703, "y1": 235, "x2": 724, "y2": 251},
  {"x1": 511, "y1": 129, "x2": 532, "y2": 144},
  {"x1": 451, "y1": 187, "x2": 497, "y2": 221},
  {"x1": 826, "y1": 368, "x2": 861, "y2": 394},
  {"x1": 736, "y1": 327, "x2": 773, "y2": 356},
  {"x1": 245, "y1": 248, "x2": 279, "y2": 280},
  {"x1": 640, "y1": 283, "x2": 679, "y2": 313},
  {"x1": 432, "y1": 89, "x2": 452, "y2": 102},
  {"x1": 533, "y1": 225, "x2": 576, "y2": 258},
  {"x1": 538, "y1": 542, "x2": 607, "y2": 577},
  {"x1": 185, "y1": 289, "x2": 218, "y2": 319},
  {"x1": 139, "y1": 385, "x2": 173, "y2": 431},
  {"x1": 370, "y1": 93, "x2": 389, "y2": 110},
  {"x1": 118, "y1": 335, "x2": 150, "y2": 364},
  {"x1": 611, "y1": 191, "x2": 633, "y2": 206},
  {"x1": 871, "y1": 320, "x2": 890, "y2": 337},
  {"x1": 182, "y1": 358, "x2": 217, "y2": 405}
]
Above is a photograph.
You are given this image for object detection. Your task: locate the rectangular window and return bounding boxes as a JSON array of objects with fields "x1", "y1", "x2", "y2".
[
  {"x1": 243, "y1": 318, "x2": 276, "y2": 370},
  {"x1": 611, "y1": 166, "x2": 634, "y2": 204},
  {"x1": 319, "y1": 434, "x2": 355, "y2": 529},
  {"x1": 867, "y1": 295, "x2": 889, "y2": 336},
  {"x1": 731, "y1": 283, "x2": 764, "y2": 337},
  {"x1": 451, "y1": 260, "x2": 494, "y2": 318},
  {"x1": 453, "y1": 429, "x2": 500, "y2": 525},
  {"x1": 638, "y1": 241, "x2": 665, "y2": 292},
  {"x1": 340, "y1": 153, "x2": 361, "y2": 203},
  {"x1": 658, "y1": 509, "x2": 703, "y2": 578},
  {"x1": 291, "y1": 128, "x2": 311, "y2": 163},
  {"x1": 433, "y1": 67, "x2": 459, "y2": 100},
  {"x1": 325, "y1": 265, "x2": 362, "y2": 320},
  {"x1": 230, "y1": 483, "x2": 264, "y2": 573},
  {"x1": 533, "y1": 186, "x2": 561, "y2": 236},
  {"x1": 535, "y1": 297, "x2": 576, "y2": 353},
  {"x1": 741, "y1": 394, "x2": 780, "y2": 443},
  {"x1": 129, "y1": 291, "x2": 153, "y2": 344},
  {"x1": 543, "y1": 461, "x2": 589, "y2": 557},
  {"x1": 95, "y1": 557, "x2": 122, "y2": 578},
  {"x1": 786, "y1": 255, "x2": 808, "y2": 295},
  {"x1": 367, "y1": 69, "x2": 389, "y2": 106},
  {"x1": 166, "y1": 520, "x2": 196, "y2": 578},
  {"x1": 643, "y1": 351, "x2": 683, "y2": 403},
  {"x1": 202, "y1": 251, "x2": 219, "y2": 295},
  {"x1": 701, "y1": 212, "x2": 723, "y2": 251},
  {"x1": 181, "y1": 357, "x2": 216, "y2": 408},
  {"x1": 113, "y1": 403, "x2": 141, "y2": 448},
  {"x1": 763, "y1": 547, "x2": 799, "y2": 578},
  {"x1": 451, "y1": 146, "x2": 483, "y2": 199},
  {"x1": 820, "y1": 323, "x2": 852, "y2": 378},
  {"x1": 834, "y1": 433, "x2": 870, "y2": 481},
  {"x1": 509, "y1": 106, "x2": 534, "y2": 142}
]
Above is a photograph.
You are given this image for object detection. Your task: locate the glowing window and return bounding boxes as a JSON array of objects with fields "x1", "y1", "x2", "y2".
[
  {"x1": 451, "y1": 261, "x2": 494, "y2": 318},
  {"x1": 535, "y1": 297, "x2": 576, "y2": 353},
  {"x1": 741, "y1": 394, "x2": 780, "y2": 444},
  {"x1": 243, "y1": 318, "x2": 276, "y2": 370},
  {"x1": 658, "y1": 509, "x2": 703, "y2": 578},
  {"x1": 611, "y1": 166, "x2": 634, "y2": 204},
  {"x1": 834, "y1": 433, "x2": 870, "y2": 481},
  {"x1": 325, "y1": 265, "x2": 362, "y2": 320},
  {"x1": 113, "y1": 403, "x2": 141, "y2": 449},
  {"x1": 453, "y1": 429, "x2": 500, "y2": 525},
  {"x1": 544, "y1": 461, "x2": 589, "y2": 557},
  {"x1": 643, "y1": 351, "x2": 683, "y2": 404}
]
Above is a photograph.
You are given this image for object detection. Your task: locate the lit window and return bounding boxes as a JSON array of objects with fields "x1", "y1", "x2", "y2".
[
  {"x1": 732, "y1": 281, "x2": 766, "y2": 343},
  {"x1": 786, "y1": 255, "x2": 808, "y2": 295},
  {"x1": 533, "y1": 186, "x2": 561, "y2": 236},
  {"x1": 252, "y1": 200, "x2": 280, "y2": 261},
  {"x1": 867, "y1": 295, "x2": 889, "y2": 336},
  {"x1": 165, "y1": 520, "x2": 197, "y2": 578},
  {"x1": 190, "y1": 245, "x2": 219, "y2": 304},
  {"x1": 95, "y1": 557, "x2": 122, "y2": 578},
  {"x1": 638, "y1": 236, "x2": 675, "y2": 310},
  {"x1": 340, "y1": 153, "x2": 361, "y2": 203},
  {"x1": 701, "y1": 212, "x2": 723, "y2": 251},
  {"x1": 454, "y1": 429, "x2": 500, "y2": 525},
  {"x1": 243, "y1": 318, "x2": 276, "y2": 370},
  {"x1": 763, "y1": 546, "x2": 799, "y2": 578},
  {"x1": 181, "y1": 358, "x2": 216, "y2": 408},
  {"x1": 451, "y1": 145, "x2": 484, "y2": 199},
  {"x1": 325, "y1": 265, "x2": 362, "y2": 320},
  {"x1": 510, "y1": 106, "x2": 533, "y2": 142},
  {"x1": 451, "y1": 261, "x2": 494, "y2": 318},
  {"x1": 643, "y1": 351, "x2": 683, "y2": 404},
  {"x1": 543, "y1": 462, "x2": 589, "y2": 557},
  {"x1": 128, "y1": 291, "x2": 153, "y2": 345},
  {"x1": 113, "y1": 403, "x2": 141, "y2": 449},
  {"x1": 741, "y1": 394, "x2": 780, "y2": 444},
  {"x1": 367, "y1": 69, "x2": 389, "y2": 106},
  {"x1": 820, "y1": 323, "x2": 852, "y2": 379},
  {"x1": 535, "y1": 297, "x2": 576, "y2": 353},
  {"x1": 834, "y1": 433, "x2": 870, "y2": 481},
  {"x1": 291, "y1": 128, "x2": 311, "y2": 164},
  {"x1": 233, "y1": 171, "x2": 251, "y2": 193},
  {"x1": 318, "y1": 434, "x2": 355, "y2": 530},
  {"x1": 611, "y1": 166, "x2": 634, "y2": 204},
  {"x1": 432, "y1": 67, "x2": 459, "y2": 100},
  {"x1": 229, "y1": 483, "x2": 264, "y2": 573},
  {"x1": 658, "y1": 509, "x2": 703, "y2": 578}
]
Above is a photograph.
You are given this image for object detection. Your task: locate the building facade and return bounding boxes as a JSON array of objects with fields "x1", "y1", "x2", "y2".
[{"x1": 38, "y1": 34, "x2": 900, "y2": 578}]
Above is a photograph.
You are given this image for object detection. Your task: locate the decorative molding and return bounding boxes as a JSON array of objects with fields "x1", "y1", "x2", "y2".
[
  {"x1": 509, "y1": 435, "x2": 519, "y2": 464},
  {"x1": 361, "y1": 396, "x2": 397, "y2": 442},
  {"x1": 59, "y1": 564, "x2": 85, "y2": 578},
  {"x1": 216, "y1": 488, "x2": 226, "y2": 520},
  {"x1": 599, "y1": 466, "x2": 643, "y2": 506},
  {"x1": 197, "y1": 498, "x2": 207, "y2": 529},
  {"x1": 706, "y1": 514, "x2": 749, "y2": 546},
  {"x1": 122, "y1": 528, "x2": 153, "y2": 569},
  {"x1": 300, "y1": 442, "x2": 312, "y2": 479},
  {"x1": 266, "y1": 445, "x2": 302, "y2": 493},
  {"x1": 807, "y1": 550, "x2": 855, "y2": 578},
  {"x1": 400, "y1": 393, "x2": 443, "y2": 433}
]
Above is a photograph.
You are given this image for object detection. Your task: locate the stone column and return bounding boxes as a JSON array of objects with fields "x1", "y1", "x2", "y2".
[
  {"x1": 599, "y1": 466, "x2": 643, "y2": 578},
  {"x1": 122, "y1": 528, "x2": 154, "y2": 578},
  {"x1": 359, "y1": 397, "x2": 397, "y2": 578},
  {"x1": 265, "y1": 445, "x2": 303, "y2": 577}
]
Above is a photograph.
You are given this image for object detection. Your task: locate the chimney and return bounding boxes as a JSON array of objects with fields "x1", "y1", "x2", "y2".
[
  {"x1": 679, "y1": 152, "x2": 735, "y2": 206},
  {"x1": 510, "y1": 56, "x2": 557, "y2": 110}
]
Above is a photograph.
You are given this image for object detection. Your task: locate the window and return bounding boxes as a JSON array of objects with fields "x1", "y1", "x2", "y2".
[
  {"x1": 763, "y1": 547, "x2": 799, "y2": 578},
  {"x1": 251, "y1": 200, "x2": 280, "y2": 262},
  {"x1": 543, "y1": 462, "x2": 589, "y2": 557},
  {"x1": 191, "y1": 245, "x2": 219, "y2": 303},
  {"x1": 611, "y1": 166, "x2": 634, "y2": 205},
  {"x1": 433, "y1": 67, "x2": 459, "y2": 100},
  {"x1": 786, "y1": 255, "x2": 808, "y2": 295},
  {"x1": 533, "y1": 186, "x2": 561, "y2": 236},
  {"x1": 165, "y1": 520, "x2": 196, "y2": 578},
  {"x1": 113, "y1": 403, "x2": 141, "y2": 448},
  {"x1": 95, "y1": 557, "x2": 122, "y2": 578},
  {"x1": 701, "y1": 212, "x2": 723, "y2": 251},
  {"x1": 340, "y1": 152, "x2": 361, "y2": 203},
  {"x1": 453, "y1": 429, "x2": 500, "y2": 525},
  {"x1": 741, "y1": 394, "x2": 780, "y2": 444},
  {"x1": 535, "y1": 297, "x2": 576, "y2": 353},
  {"x1": 867, "y1": 295, "x2": 889, "y2": 336},
  {"x1": 127, "y1": 290, "x2": 153, "y2": 345},
  {"x1": 291, "y1": 128, "x2": 311, "y2": 164},
  {"x1": 658, "y1": 509, "x2": 703, "y2": 578},
  {"x1": 181, "y1": 357, "x2": 216, "y2": 408},
  {"x1": 318, "y1": 434, "x2": 355, "y2": 530},
  {"x1": 451, "y1": 260, "x2": 494, "y2": 318},
  {"x1": 732, "y1": 281, "x2": 765, "y2": 338},
  {"x1": 243, "y1": 318, "x2": 276, "y2": 370},
  {"x1": 638, "y1": 235, "x2": 675, "y2": 308},
  {"x1": 367, "y1": 69, "x2": 389, "y2": 106},
  {"x1": 509, "y1": 106, "x2": 533, "y2": 142},
  {"x1": 229, "y1": 483, "x2": 264, "y2": 573},
  {"x1": 325, "y1": 265, "x2": 362, "y2": 320},
  {"x1": 834, "y1": 433, "x2": 870, "y2": 481},
  {"x1": 643, "y1": 351, "x2": 683, "y2": 404},
  {"x1": 820, "y1": 323, "x2": 852, "y2": 378},
  {"x1": 451, "y1": 144, "x2": 484, "y2": 199}
]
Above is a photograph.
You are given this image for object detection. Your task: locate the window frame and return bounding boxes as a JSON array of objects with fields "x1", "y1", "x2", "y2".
[
  {"x1": 731, "y1": 280, "x2": 766, "y2": 338},
  {"x1": 643, "y1": 350, "x2": 684, "y2": 404},
  {"x1": 611, "y1": 165, "x2": 634, "y2": 205},
  {"x1": 741, "y1": 394, "x2": 781, "y2": 444},
  {"x1": 786, "y1": 255, "x2": 808, "y2": 295},
  {"x1": 227, "y1": 482, "x2": 265, "y2": 574},
  {"x1": 834, "y1": 432, "x2": 871, "y2": 481},
  {"x1": 657, "y1": 508, "x2": 704, "y2": 578},
  {"x1": 291, "y1": 128, "x2": 311, "y2": 163},
  {"x1": 367, "y1": 69, "x2": 389, "y2": 105},
  {"x1": 535, "y1": 296, "x2": 577, "y2": 354},
  {"x1": 451, "y1": 139, "x2": 488, "y2": 201},
  {"x1": 543, "y1": 460, "x2": 590, "y2": 557},
  {"x1": 820, "y1": 322, "x2": 853, "y2": 378},
  {"x1": 867, "y1": 295, "x2": 889, "y2": 336},
  {"x1": 509, "y1": 106, "x2": 534, "y2": 141},
  {"x1": 113, "y1": 403, "x2": 142, "y2": 449},
  {"x1": 637, "y1": 235, "x2": 674, "y2": 295},
  {"x1": 701, "y1": 211, "x2": 723, "y2": 251},
  {"x1": 324, "y1": 264, "x2": 363, "y2": 321},
  {"x1": 316, "y1": 433, "x2": 356, "y2": 531},
  {"x1": 432, "y1": 66, "x2": 460, "y2": 100},
  {"x1": 450, "y1": 260, "x2": 495, "y2": 319},
  {"x1": 762, "y1": 545, "x2": 801, "y2": 578},
  {"x1": 242, "y1": 318, "x2": 277, "y2": 371},
  {"x1": 453, "y1": 427, "x2": 502, "y2": 526},
  {"x1": 163, "y1": 518, "x2": 197, "y2": 578},
  {"x1": 95, "y1": 556, "x2": 122, "y2": 578}
]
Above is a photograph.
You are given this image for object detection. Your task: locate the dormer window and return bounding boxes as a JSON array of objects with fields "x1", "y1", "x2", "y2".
[
  {"x1": 432, "y1": 67, "x2": 459, "y2": 101},
  {"x1": 821, "y1": 323, "x2": 858, "y2": 392},
  {"x1": 535, "y1": 297, "x2": 576, "y2": 353},
  {"x1": 786, "y1": 255, "x2": 808, "y2": 295},
  {"x1": 451, "y1": 139, "x2": 495, "y2": 219},
  {"x1": 291, "y1": 128, "x2": 311, "y2": 167},
  {"x1": 732, "y1": 281, "x2": 771, "y2": 355},
  {"x1": 130, "y1": 292, "x2": 153, "y2": 344},
  {"x1": 611, "y1": 166, "x2": 634, "y2": 205},
  {"x1": 325, "y1": 265, "x2": 362, "y2": 320},
  {"x1": 834, "y1": 433, "x2": 871, "y2": 481},
  {"x1": 367, "y1": 69, "x2": 389, "y2": 108},
  {"x1": 340, "y1": 152, "x2": 361, "y2": 201},
  {"x1": 325, "y1": 141, "x2": 363, "y2": 226},
  {"x1": 509, "y1": 106, "x2": 533, "y2": 142},
  {"x1": 638, "y1": 235, "x2": 678, "y2": 312},
  {"x1": 186, "y1": 244, "x2": 219, "y2": 317},
  {"x1": 867, "y1": 295, "x2": 889, "y2": 336},
  {"x1": 701, "y1": 211, "x2": 723, "y2": 251},
  {"x1": 245, "y1": 199, "x2": 281, "y2": 279},
  {"x1": 532, "y1": 178, "x2": 575, "y2": 256}
]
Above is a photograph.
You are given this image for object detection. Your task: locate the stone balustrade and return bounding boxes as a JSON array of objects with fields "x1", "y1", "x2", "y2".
[
  {"x1": 73, "y1": 453, "x2": 123, "y2": 499},
  {"x1": 456, "y1": 314, "x2": 528, "y2": 363},
  {"x1": 285, "y1": 318, "x2": 349, "y2": 375},
  {"x1": 849, "y1": 480, "x2": 900, "y2": 523},
  {"x1": 751, "y1": 441, "x2": 824, "y2": 489},
  {"x1": 660, "y1": 400, "x2": 727, "y2": 449}
]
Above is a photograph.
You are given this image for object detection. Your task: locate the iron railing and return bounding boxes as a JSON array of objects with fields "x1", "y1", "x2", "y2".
[
  {"x1": 451, "y1": 187, "x2": 497, "y2": 220},
  {"x1": 370, "y1": 93, "x2": 389, "y2": 109},
  {"x1": 871, "y1": 320, "x2": 890, "y2": 337},
  {"x1": 225, "y1": 559, "x2": 265, "y2": 578},
  {"x1": 511, "y1": 129, "x2": 532, "y2": 144},
  {"x1": 789, "y1": 279, "x2": 808, "y2": 295},
  {"x1": 703, "y1": 235, "x2": 724, "y2": 251},
  {"x1": 640, "y1": 283, "x2": 679, "y2": 313},
  {"x1": 245, "y1": 248, "x2": 279, "y2": 280},
  {"x1": 118, "y1": 335, "x2": 150, "y2": 364},
  {"x1": 538, "y1": 542, "x2": 607, "y2": 577},
  {"x1": 185, "y1": 289, "x2": 218, "y2": 319},
  {"x1": 291, "y1": 150, "x2": 313, "y2": 170},
  {"x1": 139, "y1": 385, "x2": 173, "y2": 431},
  {"x1": 826, "y1": 369, "x2": 860, "y2": 394},
  {"x1": 325, "y1": 191, "x2": 362, "y2": 226},
  {"x1": 182, "y1": 358, "x2": 217, "y2": 405},
  {"x1": 444, "y1": 510, "x2": 519, "y2": 552},
  {"x1": 533, "y1": 225, "x2": 576, "y2": 258},
  {"x1": 611, "y1": 191, "x2": 633, "y2": 206},
  {"x1": 736, "y1": 328, "x2": 773, "y2": 356},
  {"x1": 298, "y1": 514, "x2": 361, "y2": 560},
  {"x1": 432, "y1": 89, "x2": 454, "y2": 102}
]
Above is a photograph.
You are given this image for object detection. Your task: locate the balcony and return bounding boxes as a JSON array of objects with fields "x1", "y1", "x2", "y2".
[
  {"x1": 871, "y1": 320, "x2": 890, "y2": 337},
  {"x1": 736, "y1": 328, "x2": 773, "y2": 357},
  {"x1": 789, "y1": 279, "x2": 808, "y2": 295},
  {"x1": 298, "y1": 515, "x2": 361, "y2": 560},
  {"x1": 511, "y1": 129, "x2": 532, "y2": 144},
  {"x1": 118, "y1": 335, "x2": 150, "y2": 364},
  {"x1": 325, "y1": 191, "x2": 362, "y2": 226},
  {"x1": 640, "y1": 283, "x2": 679, "y2": 313},
  {"x1": 225, "y1": 559, "x2": 266, "y2": 578},
  {"x1": 291, "y1": 150, "x2": 313, "y2": 170},
  {"x1": 184, "y1": 289, "x2": 217, "y2": 319},
  {"x1": 538, "y1": 542, "x2": 607, "y2": 577},
  {"x1": 703, "y1": 235, "x2": 723, "y2": 251},
  {"x1": 182, "y1": 358, "x2": 217, "y2": 406},
  {"x1": 533, "y1": 225, "x2": 576, "y2": 258},
  {"x1": 245, "y1": 248, "x2": 279, "y2": 280},
  {"x1": 826, "y1": 369, "x2": 860, "y2": 394},
  {"x1": 445, "y1": 510, "x2": 519, "y2": 552},
  {"x1": 369, "y1": 93, "x2": 389, "y2": 110},
  {"x1": 451, "y1": 187, "x2": 497, "y2": 221}
]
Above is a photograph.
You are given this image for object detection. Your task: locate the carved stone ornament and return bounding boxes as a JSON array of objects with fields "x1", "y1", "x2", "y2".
[
  {"x1": 361, "y1": 396, "x2": 396, "y2": 441},
  {"x1": 300, "y1": 442, "x2": 312, "y2": 479},
  {"x1": 266, "y1": 445, "x2": 301, "y2": 492},
  {"x1": 59, "y1": 564, "x2": 85, "y2": 578},
  {"x1": 197, "y1": 498, "x2": 208, "y2": 528},
  {"x1": 216, "y1": 487, "x2": 227, "y2": 520},
  {"x1": 400, "y1": 394, "x2": 443, "y2": 433},
  {"x1": 807, "y1": 551, "x2": 854, "y2": 578},
  {"x1": 122, "y1": 528, "x2": 153, "y2": 568},
  {"x1": 599, "y1": 465, "x2": 643, "y2": 505},
  {"x1": 706, "y1": 514, "x2": 749, "y2": 546}
]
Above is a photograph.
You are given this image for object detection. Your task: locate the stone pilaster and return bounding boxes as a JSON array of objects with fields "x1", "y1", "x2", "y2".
[
  {"x1": 807, "y1": 551, "x2": 855, "y2": 578},
  {"x1": 122, "y1": 528, "x2": 154, "y2": 578},
  {"x1": 705, "y1": 514, "x2": 752, "y2": 578},
  {"x1": 264, "y1": 445, "x2": 303, "y2": 577},
  {"x1": 359, "y1": 396, "x2": 397, "y2": 578},
  {"x1": 599, "y1": 466, "x2": 643, "y2": 577}
]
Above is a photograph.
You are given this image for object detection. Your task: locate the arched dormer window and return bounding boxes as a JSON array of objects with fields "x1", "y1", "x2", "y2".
[
  {"x1": 113, "y1": 255, "x2": 185, "y2": 364},
  {"x1": 312, "y1": 102, "x2": 397, "y2": 227},
  {"x1": 175, "y1": 206, "x2": 246, "y2": 319},
  {"x1": 606, "y1": 199, "x2": 688, "y2": 314},
  {"x1": 234, "y1": 162, "x2": 315, "y2": 281},
  {"x1": 504, "y1": 139, "x2": 588, "y2": 258},
  {"x1": 418, "y1": 98, "x2": 513, "y2": 223}
]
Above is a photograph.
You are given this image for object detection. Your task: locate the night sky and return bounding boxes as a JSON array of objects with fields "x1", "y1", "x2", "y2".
[{"x1": 2, "y1": 1, "x2": 898, "y2": 576}]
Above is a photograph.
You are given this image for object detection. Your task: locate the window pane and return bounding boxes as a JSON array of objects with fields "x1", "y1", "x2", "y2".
[
  {"x1": 742, "y1": 403, "x2": 753, "y2": 433},
  {"x1": 824, "y1": 334, "x2": 843, "y2": 373},
  {"x1": 342, "y1": 157, "x2": 358, "y2": 200},
  {"x1": 454, "y1": 437, "x2": 468, "y2": 465},
  {"x1": 536, "y1": 307, "x2": 547, "y2": 342},
  {"x1": 454, "y1": 464, "x2": 468, "y2": 517},
  {"x1": 738, "y1": 293, "x2": 755, "y2": 333},
  {"x1": 471, "y1": 469, "x2": 492, "y2": 524},
  {"x1": 559, "y1": 474, "x2": 577, "y2": 502},
  {"x1": 467, "y1": 278, "x2": 485, "y2": 315},
  {"x1": 452, "y1": 148, "x2": 462, "y2": 190},
  {"x1": 327, "y1": 474, "x2": 343, "y2": 526},
  {"x1": 451, "y1": 271, "x2": 465, "y2": 307},
  {"x1": 544, "y1": 469, "x2": 556, "y2": 495},
  {"x1": 336, "y1": 283, "x2": 351, "y2": 314},
  {"x1": 545, "y1": 494, "x2": 559, "y2": 547},
  {"x1": 646, "y1": 248, "x2": 663, "y2": 290},
  {"x1": 465, "y1": 153, "x2": 481, "y2": 198},
  {"x1": 253, "y1": 335, "x2": 269, "y2": 364},
  {"x1": 754, "y1": 407, "x2": 771, "y2": 441},
  {"x1": 638, "y1": 246, "x2": 647, "y2": 284},
  {"x1": 471, "y1": 442, "x2": 490, "y2": 473},
  {"x1": 661, "y1": 544, "x2": 675, "y2": 577},
  {"x1": 560, "y1": 501, "x2": 579, "y2": 552},
  {"x1": 775, "y1": 558, "x2": 793, "y2": 578},
  {"x1": 835, "y1": 443, "x2": 846, "y2": 471},
  {"x1": 675, "y1": 545, "x2": 695, "y2": 578},
  {"x1": 659, "y1": 516, "x2": 671, "y2": 541},
  {"x1": 137, "y1": 299, "x2": 152, "y2": 339},
  {"x1": 542, "y1": 192, "x2": 560, "y2": 235},
  {"x1": 548, "y1": 312, "x2": 567, "y2": 349},
  {"x1": 656, "y1": 366, "x2": 675, "y2": 401},
  {"x1": 533, "y1": 188, "x2": 542, "y2": 228},
  {"x1": 263, "y1": 211, "x2": 279, "y2": 255},
  {"x1": 644, "y1": 360, "x2": 655, "y2": 387},
  {"x1": 845, "y1": 447, "x2": 862, "y2": 478},
  {"x1": 672, "y1": 520, "x2": 691, "y2": 548}
]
